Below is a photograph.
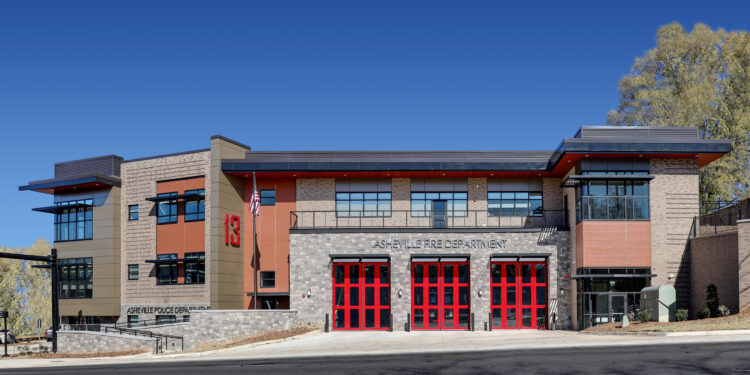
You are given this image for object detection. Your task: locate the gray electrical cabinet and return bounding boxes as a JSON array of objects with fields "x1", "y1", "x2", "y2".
[{"x1": 640, "y1": 285, "x2": 676, "y2": 322}]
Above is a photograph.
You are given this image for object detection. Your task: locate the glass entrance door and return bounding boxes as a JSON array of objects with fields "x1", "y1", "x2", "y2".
[
  {"x1": 609, "y1": 294, "x2": 627, "y2": 323},
  {"x1": 490, "y1": 261, "x2": 548, "y2": 329},
  {"x1": 432, "y1": 200, "x2": 447, "y2": 228},
  {"x1": 412, "y1": 262, "x2": 470, "y2": 330},
  {"x1": 333, "y1": 262, "x2": 390, "y2": 330}
]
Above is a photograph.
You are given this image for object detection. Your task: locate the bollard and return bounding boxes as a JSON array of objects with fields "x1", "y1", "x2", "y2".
[
  {"x1": 325, "y1": 313, "x2": 330, "y2": 333},
  {"x1": 471, "y1": 313, "x2": 475, "y2": 331},
  {"x1": 389, "y1": 313, "x2": 393, "y2": 332},
  {"x1": 489, "y1": 312, "x2": 493, "y2": 331},
  {"x1": 406, "y1": 313, "x2": 410, "y2": 332}
]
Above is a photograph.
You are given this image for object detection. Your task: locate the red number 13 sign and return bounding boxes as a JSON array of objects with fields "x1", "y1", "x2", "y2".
[{"x1": 224, "y1": 214, "x2": 240, "y2": 246}]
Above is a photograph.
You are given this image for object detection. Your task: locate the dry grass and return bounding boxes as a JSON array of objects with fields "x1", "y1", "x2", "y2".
[
  {"x1": 586, "y1": 307, "x2": 750, "y2": 333},
  {"x1": 191, "y1": 326, "x2": 318, "y2": 353}
]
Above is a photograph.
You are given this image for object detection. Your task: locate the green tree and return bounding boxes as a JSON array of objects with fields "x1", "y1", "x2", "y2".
[
  {"x1": 608, "y1": 22, "x2": 750, "y2": 203},
  {"x1": 0, "y1": 239, "x2": 52, "y2": 336}
]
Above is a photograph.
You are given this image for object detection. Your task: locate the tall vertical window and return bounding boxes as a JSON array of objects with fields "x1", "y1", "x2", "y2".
[
  {"x1": 577, "y1": 172, "x2": 650, "y2": 221},
  {"x1": 185, "y1": 189, "x2": 205, "y2": 222},
  {"x1": 157, "y1": 254, "x2": 178, "y2": 284},
  {"x1": 488, "y1": 192, "x2": 543, "y2": 217},
  {"x1": 410, "y1": 192, "x2": 467, "y2": 217},
  {"x1": 157, "y1": 193, "x2": 178, "y2": 224},
  {"x1": 59, "y1": 257, "x2": 93, "y2": 299},
  {"x1": 54, "y1": 199, "x2": 93, "y2": 241},
  {"x1": 336, "y1": 192, "x2": 392, "y2": 217},
  {"x1": 184, "y1": 252, "x2": 205, "y2": 284},
  {"x1": 128, "y1": 205, "x2": 139, "y2": 221},
  {"x1": 128, "y1": 264, "x2": 139, "y2": 280},
  {"x1": 127, "y1": 315, "x2": 139, "y2": 328},
  {"x1": 260, "y1": 190, "x2": 276, "y2": 206}
]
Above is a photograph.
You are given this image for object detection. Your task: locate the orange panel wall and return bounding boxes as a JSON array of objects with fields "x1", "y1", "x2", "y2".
[
  {"x1": 243, "y1": 178, "x2": 295, "y2": 308},
  {"x1": 576, "y1": 221, "x2": 651, "y2": 268}
]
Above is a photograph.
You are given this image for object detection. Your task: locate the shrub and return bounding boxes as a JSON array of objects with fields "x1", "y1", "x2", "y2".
[
  {"x1": 698, "y1": 306, "x2": 711, "y2": 319},
  {"x1": 706, "y1": 284, "x2": 720, "y2": 317},
  {"x1": 637, "y1": 309, "x2": 651, "y2": 322},
  {"x1": 676, "y1": 309, "x2": 688, "y2": 321},
  {"x1": 718, "y1": 305, "x2": 731, "y2": 317}
]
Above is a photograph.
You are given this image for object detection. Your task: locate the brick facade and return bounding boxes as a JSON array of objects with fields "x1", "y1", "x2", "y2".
[{"x1": 689, "y1": 232, "x2": 739, "y2": 317}]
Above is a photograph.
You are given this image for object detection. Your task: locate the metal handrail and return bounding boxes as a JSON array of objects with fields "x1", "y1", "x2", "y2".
[
  {"x1": 115, "y1": 316, "x2": 190, "y2": 329},
  {"x1": 289, "y1": 209, "x2": 568, "y2": 230},
  {"x1": 62, "y1": 324, "x2": 184, "y2": 353}
]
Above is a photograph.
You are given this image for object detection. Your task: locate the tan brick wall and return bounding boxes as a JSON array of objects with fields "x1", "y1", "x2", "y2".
[
  {"x1": 543, "y1": 177, "x2": 563, "y2": 211},
  {"x1": 120, "y1": 151, "x2": 211, "y2": 309},
  {"x1": 391, "y1": 178, "x2": 410, "y2": 211},
  {"x1": 739, "y1": 220, "x2": 750, "y2": 311},
  {"x1": 650, "y1": 158, "x2": 699, "y2": 309},
  {"x1": 296, "y1": 178, "x2": 335, "y2": 211},
  {"x1": 689, "y1": 232, "x2": 739, "y2": 317}
]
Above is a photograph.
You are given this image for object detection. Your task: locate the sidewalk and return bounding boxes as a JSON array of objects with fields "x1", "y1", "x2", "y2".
[{"x1": 2, "y1": 329, "x2": 750, "y2": 369}]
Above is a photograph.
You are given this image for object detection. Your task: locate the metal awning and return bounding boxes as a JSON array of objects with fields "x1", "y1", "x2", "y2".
[
  {"x1": 330, "y1": 254, "x2": 390, "y2": 263},
  {"x1": 32, "y1": 203, "x2": 92, "y2": 214},
  {"x1": 490, "y1": 253, "x2": 550, "y2": 262},
  {"x1": 411, "y1": 254, "x2": 470, "y2": 262},
  {"x1": 144, "y1": 258, "x2": 203, "y2": 263},
  {"x1": 570, "y1": 273, "x2": 657, "y2": 279},
  {"x1": 560, "y1": 174, "x2": 655, "y2": 188},
  {"x1": 145, "y1": 192, "x2": 205, "y2": 202}
]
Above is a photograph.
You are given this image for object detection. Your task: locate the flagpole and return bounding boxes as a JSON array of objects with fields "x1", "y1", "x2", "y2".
[{"x1": 252, "y1": 172, "x2": 258, "y2": 310}]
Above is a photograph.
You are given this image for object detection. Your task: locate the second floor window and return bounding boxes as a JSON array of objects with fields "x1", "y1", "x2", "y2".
[
  {"x1": 54, "y1": 199, "x2": 93, "y2": 241},
  {"x1": 157, "y1": 254, "x2": 178, "y2": 284},
  {"x1": 60, "y1": 257, "x2": 93, "y2": 299},
  {"x1": 157, "y1": 193, "x2": 178, "y2": 224},
  {"x1": 184, "y1": 252, "x2": 205, "y2": 284},
  {"x1": 488, "y1": 192, "x2": 543, "y2": 217},
  {"x1": 128, "y1": 205, "x2": 139, "y2": 221},
  {"x1": 336, "y1": 192, "x2": 391, "y2": 217},
  {"x1": 185, "y1": 189, "x2": 205, "y2": 222},
  {"x1": 260, "y1": 189, "x2": 276, "y2": 206},
  {"x1": 577, "y1": 175, "x2": 650, "y2": 221},
  {"x1": 128, "y1": 264, "x2": 139, "y2": 280},
  {"x1": 260, "y1": 271, "x2": 275, "y2": 288},
  {"x1": 411, "y1": 192, "x2": 467, "y2": 217}
]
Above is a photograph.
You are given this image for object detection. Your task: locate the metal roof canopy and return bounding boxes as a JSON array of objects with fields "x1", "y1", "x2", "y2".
[
  {"x1": 31, "y1": 203, "x2": 92, "y2": 214},
  {"x1": 560, "y1": 174, "x2": 655, "y2": 188},
  {"x1": 145, "y1": 192, "x2": 205, "y2": 202}
]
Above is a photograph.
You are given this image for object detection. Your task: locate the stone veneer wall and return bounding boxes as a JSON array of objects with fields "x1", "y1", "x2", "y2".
[
  {"x1": 650, "y1": 158, "x2": 699, "y2": 310},
  {"x1": 290, "y1": 231, "x2": 572, "y2": 330},
  {"x1": 120, "y1": 150, "x2": 211, "y2": 317},
  {"x1": 689, "y1": 232, "x2": 739, "y2": 317},
  {"x1": 58, "y1": 331, "x2": 157, "y2": 354},
  {"x1": 739, "y1": 220, "x2": 750, "y2": 311}
]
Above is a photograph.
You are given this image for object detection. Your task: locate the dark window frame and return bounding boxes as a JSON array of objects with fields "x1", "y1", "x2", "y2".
[
  {"x1": 336, "y1": 192, "x2": 392, "y2": 217},
  {"x1": 54, "y1": 199, "x2": 93, "y2": 242},
  {"x1": 156, "y1": 192, "x2": 178, "y2": 224},
  {"x1": 576, "y1": 171, "x2": 650, "y2": 222},
  {"x1": 184, "y1": 189, "x2": 205, "y2": 222},
  {"x1": 59, "y1": 257, "x2": 93, "y2": 299},
  {"x1": 410, "y1": 192, "x2": 468, "y2": 217},
  {"x1": 156, "y1": 254, "x2": 178, "y2": 285},
  {"x1": 260, "y1": 189, "x2": 276, "y2": 206},
  {"x1": 128, "y1": 205, "x2": 139, "y2": 221},
  {"x1": 487, "y1": 191, "x2": 543, "y2": 217},
  {"x1": 128, "y1": 264, "x2": 139, "y2": 280},
  {"x1": 184, "y1": 252, "x2": 205, "y2": 284},
  {"x1": 127, "y1": 315, "x2": 139, "y2": 328},
  {"x1": 259, "y1": 271, "x2": 275, "y2": 288}
]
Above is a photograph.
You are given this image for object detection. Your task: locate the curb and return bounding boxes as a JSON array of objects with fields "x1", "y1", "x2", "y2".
[{"x1": 580, "y1": 329, "x2": 750, "y2": 337}]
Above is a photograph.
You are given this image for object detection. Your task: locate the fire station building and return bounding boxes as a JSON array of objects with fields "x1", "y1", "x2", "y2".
[{"x1": 20, "y1": 127, "x2": 730, "y2": 331}]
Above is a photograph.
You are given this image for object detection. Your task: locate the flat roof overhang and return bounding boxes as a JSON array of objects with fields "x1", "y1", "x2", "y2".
[
  {"x1": 19, "y1": 174, "x2": 121, "y2": 195},
  {"x1": 32, "y1": 203, "x2": 92, "y2": 214}
]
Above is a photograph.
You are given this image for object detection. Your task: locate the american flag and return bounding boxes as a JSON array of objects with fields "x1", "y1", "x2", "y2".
[{"x1": 250, "y1": 188, "x2": 261, "y2": 216}]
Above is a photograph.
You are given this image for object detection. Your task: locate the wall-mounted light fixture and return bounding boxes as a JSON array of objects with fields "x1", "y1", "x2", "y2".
[
  {"x1": 478, "y1": 289, "x2": 483, "y2": 297},
  {"x1": 307, "y1": 289, "x2": 311, "y2": 298},
  {"x1": 560, "y1": 288, "x2": 565, "y2": 295},
  {"x1": 398, "y1": 289, "x2": 403, "y2": 298},
  {"x1": 668, "y1": 273, "x2": 675, "y2": 280}
]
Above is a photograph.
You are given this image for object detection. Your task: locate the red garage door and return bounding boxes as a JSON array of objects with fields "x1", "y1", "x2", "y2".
[
  {"x1": 490, "y1": 260, "x2": 547, "y2": 329},
  {"x1": 411, "y1": 262, "x2": 470, "y2": 330},
  {"x1": 333, "y1": 262, "x2": 390, "y2": 330}
]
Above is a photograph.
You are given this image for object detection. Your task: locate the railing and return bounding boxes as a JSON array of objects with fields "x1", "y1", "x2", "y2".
[
  {"x1": 693, "y1": 199, "x2": 750, "y2": 237},
  {"x1": 115, "y1": 316, "x2": 190, "y2": 329},
  {"x1": 290, "y1": 210, "x2": 568, "y2": 230},
  {"x1": 62, "y1": 324, "x2": 184, "y2": 353}
]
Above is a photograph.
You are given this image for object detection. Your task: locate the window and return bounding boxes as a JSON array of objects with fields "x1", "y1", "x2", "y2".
[
  {"x1": 260, "y1": 189, "x2": 276, "y2": 206},
  {"x1": 577, "y1": 171, "x2": 649, "y2": 221},
  {"x1": 128, "y1": 205, "x2": 139, "y2": 221},
  {"x1": 410, "y1": 192, "x2": 468, "y2": 217},
  {"x1": 59, "y1": 257, "x2": 93, "y2": 299},
  {"x1": 156, "y1": 315, "x2": 176, "y2": 325},
  {"x1": 157, "y1": 254, "x2": 178, "y2": 284},
  {"x1": 185, "y1": 189, "x2": 205, "y2": 222},
  {"x1": 336, "y1": 192, "x2": 392, "y2": 217},
  {"x1": 183, "y1": 315, "x2": 190, "y2": 323},
  {"x1": 127, "y1": 315, "x2": 139, "y2": 328},
  {"x1": 157, "y1": 192, "x2": 178, "y2": 224},
  {"x1": 128, "y1": 264, "x2": 139, "y2": 280},
  {"x1": 185, "y1": 252, "x2": 205, "y2": 284},
  {"x1": 54, "y1": 199, "x2": 93, "y2": 241},
  {"x1": 488, "y1": 192, "x2": 543, "y2": 217},
  {"x1": 260, "y1": 271, "x2": 275, "y2": 288}
]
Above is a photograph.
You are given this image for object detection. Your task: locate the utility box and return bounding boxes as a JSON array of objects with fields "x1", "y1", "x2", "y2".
[{"x1": 641, "y1": 285, "x2": 676, "y2": 322}]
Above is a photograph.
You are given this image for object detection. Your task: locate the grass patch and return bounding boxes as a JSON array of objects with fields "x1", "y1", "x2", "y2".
[{"x1": 191, "y1": 326, "x2": 318, "y2": 353}]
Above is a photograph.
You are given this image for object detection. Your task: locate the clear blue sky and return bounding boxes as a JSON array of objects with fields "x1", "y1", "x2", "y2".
[{"x1": 1, "y1": 1, "x2": 748, "y2": 248}]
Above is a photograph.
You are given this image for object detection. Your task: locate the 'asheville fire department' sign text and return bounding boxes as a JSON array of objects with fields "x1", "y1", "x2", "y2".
[{"x1": 372, "y1": 239, "x2": 507, "y2": 250}]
